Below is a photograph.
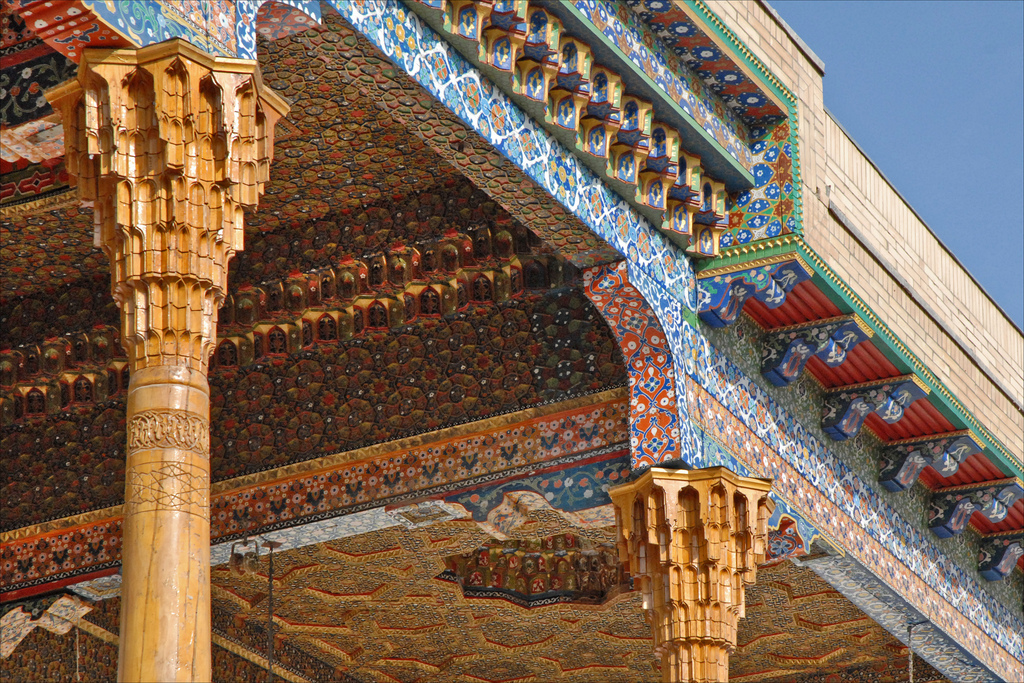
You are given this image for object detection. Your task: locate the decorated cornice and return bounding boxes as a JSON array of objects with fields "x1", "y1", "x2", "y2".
[
  {"x1": 674, "y1": 0, "x2": 797, "y2": 109},
  {"x1": 619, "y1": 0, "x2": 805, "y2": 239},
  {"x1": 694, "y1": 248, "x2": 1022, "y2": 578},
  {"x1": 694, "y1": 235, "x2": 1023, "y2": 480},
  {"x1": 697, "y1": 257, "x2": 811, "y2": 327},
  {"x1": 685, "y1": 371, "x2": 1022, "y2": 679},
  {"x1": 791, "y1": 238, "x2": 1023, "y2": 476},
  {"x1": 698, "y1": 234, "x2": 801, "y2": 270},
  {"x1": 407, "y1": 0, "x2": 743, "y2": 258},
  {"x1": 555, "y1": 0, "x2": 755, "y2": 171},
  {"x1": 669, "y1": 0, "x2": 804, "y2": 237},
  {"x1": 2, "y1": 5, "x2": 1015, "y2": 671}
]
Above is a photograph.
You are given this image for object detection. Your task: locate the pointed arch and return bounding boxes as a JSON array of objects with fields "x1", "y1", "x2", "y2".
[{"x1": 583, "y1": 261, "x2": 683, "y2": 469}]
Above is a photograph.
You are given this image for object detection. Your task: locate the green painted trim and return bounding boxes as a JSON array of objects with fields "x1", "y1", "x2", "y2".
[
  {"x1": 694, "y1": 235, "x2": 1021, "y2": 478},
  {"x1": 793, "y1": 239, "x2": 1023, "y2": 480},
  {"x1": 679, "y1": 0, "x2": 805, "y2": 236},
  {"x1": 562, "y1": 2, "x2": 755, "y2": 187},
  {"x1": 681, "y1": 307, "x2": 700, "y2": 328},
  {"x1": 789, "y1": 118, "x2": 804, "y2": 235},
  {"x1": 684, "y1": 0, "x2": 1019, "y2": 476}
]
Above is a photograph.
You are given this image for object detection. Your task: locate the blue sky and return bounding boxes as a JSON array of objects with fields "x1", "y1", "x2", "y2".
[{"x1": 769, "y1": 1, "x2": 1024, "y2": 328}]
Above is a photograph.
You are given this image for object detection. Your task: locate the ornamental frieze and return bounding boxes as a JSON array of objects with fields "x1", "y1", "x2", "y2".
[{"x1": 127, "y1": 410, "x2": 211, "y2": 456}]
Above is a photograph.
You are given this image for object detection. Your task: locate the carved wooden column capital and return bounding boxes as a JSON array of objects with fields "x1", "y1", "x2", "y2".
[
  {"x1": 608, "y1": 467, "x2": 774, "y2": 683},
  {"x1": 49, "y1": 39, "x2": 289, "y2": 372},
  {"x1": 48, "y1": 40, "x2": 287, "y2": 683}
]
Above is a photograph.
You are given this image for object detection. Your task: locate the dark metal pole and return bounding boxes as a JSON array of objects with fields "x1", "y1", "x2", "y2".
[
  {"x1": 908, "y1": 623, "x2": 914, "y2": 683},
  {"x1": 263, "y1": 540, "x2": 282, "y2": 683},
  {"x1": 267, "y1": 544, "x2": 274, "y2": 683},
  {"x1": 906, "y1": 620, "x2": 927, "y2": 683}
]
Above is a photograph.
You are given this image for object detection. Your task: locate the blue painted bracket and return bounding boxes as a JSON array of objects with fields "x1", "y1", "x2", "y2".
[
  {"x1": 877, "y1": 432, "x2": 982, "y2": 492},
  {"x1": 760, "y1": 315, "x2": 871, "y2": 386},
  {"x1": 978, "y1": 531, "x2": 1024, "y2": 581},
  {"x1": 697, "y1": 259, "x2": 810, "y2": 328},
  {"x1": 928, "y1": 479, "x2": 1024, "y2": 539},
  {"x1": 821, "y1": 376, "x2": 928, "y2": 441}
]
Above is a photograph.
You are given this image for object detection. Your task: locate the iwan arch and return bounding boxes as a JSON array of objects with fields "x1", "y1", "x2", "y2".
[{"x1": 1, "y1": 1, "x2": 1020, "y2": 682}]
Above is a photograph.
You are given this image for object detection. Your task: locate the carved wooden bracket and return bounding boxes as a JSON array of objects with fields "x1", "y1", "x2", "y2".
[
  {"x1": 928, "y1": 479, "x2": 1024, "y2": 539},
  {"x1": 760, "y1": 315, "x2": 872, "y2": 387},
  {"x1": 696, "y1": 259, "x2": 810, "y2": 328},
  {"x1": 978, "y1": 531, "x2": 1024, "y2": 581},
  {"x1": 48, "y1": 39, "x2": 289, "y2": 373},
  {"x1": 608, "y1": 466, "x2": 774, "y2": 683},
  {"x1": 878, "y1": 431, "x2": 981, "y2": 492},
  {"x1": 821, "y1": 376, "x2": 929, "y2": 441}
]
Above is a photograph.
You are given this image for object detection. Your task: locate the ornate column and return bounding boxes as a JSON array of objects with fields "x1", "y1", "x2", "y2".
[
  {"x1": 608, "y1": 467, "x2": 774, "y2": 683},
  {"x1": 49, "y1": 40, "x2": 287, "y2": 682}
]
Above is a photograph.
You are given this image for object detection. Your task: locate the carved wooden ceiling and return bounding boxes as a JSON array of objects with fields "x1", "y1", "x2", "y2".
[
  {"x1": 0, "y1": 8, "x2": 614, "y2": 310},
  {"x1": 0, "y1": 12, "x2": 635, "y2": 533}
]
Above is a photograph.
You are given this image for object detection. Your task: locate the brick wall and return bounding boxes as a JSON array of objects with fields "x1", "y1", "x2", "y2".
[{"x1": 703, "y1": 0, "x2": 1023, "y2": 458}]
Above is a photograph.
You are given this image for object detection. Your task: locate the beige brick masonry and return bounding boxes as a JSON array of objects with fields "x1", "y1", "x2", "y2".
[{"x1": 702, "y1": 0, "x2": 1023, "y2": 460}]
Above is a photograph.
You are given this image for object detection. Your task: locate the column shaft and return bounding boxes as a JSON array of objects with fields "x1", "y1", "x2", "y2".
[{"x1": 121, "y1": 367, "x2": 211, "y2": 681}]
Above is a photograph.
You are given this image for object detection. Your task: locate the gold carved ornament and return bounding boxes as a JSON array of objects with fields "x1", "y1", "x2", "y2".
[
  {"x1": 127, "y1": 409, "x2": 210, "y2": 454},
  {"x1": 608, "y1": 466, "x2": 774, "y2": 683},
  {"x1": 48, "y1": 40, "x2": 290, "y2": 373}
]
